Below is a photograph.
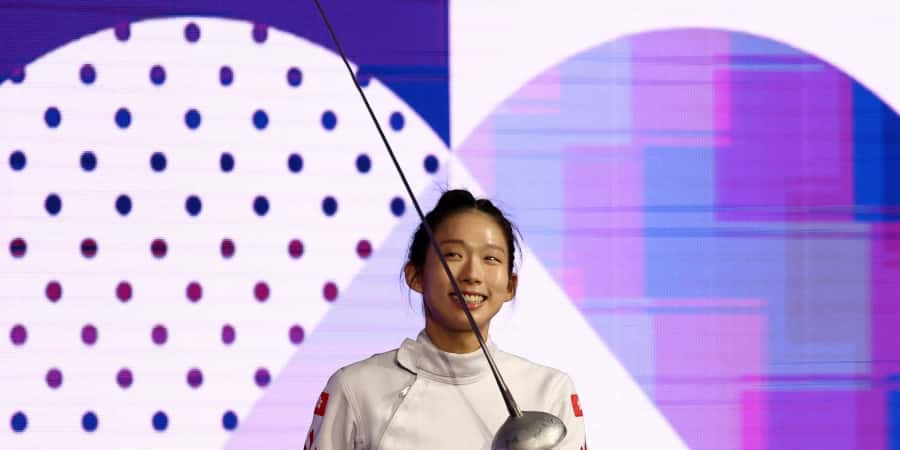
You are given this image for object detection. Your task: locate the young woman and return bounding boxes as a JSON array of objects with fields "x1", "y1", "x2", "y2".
[{"x1": 304, "y1": 189, "x2": 586, "y2": 450}]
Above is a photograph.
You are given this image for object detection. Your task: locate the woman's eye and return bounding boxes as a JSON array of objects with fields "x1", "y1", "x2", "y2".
[
  {"x1": 444, "y1": 252, "x2": 461, "y2": 258},
  {"x1": 486, "y1": 256, "x2": 501, "y2": 263}
]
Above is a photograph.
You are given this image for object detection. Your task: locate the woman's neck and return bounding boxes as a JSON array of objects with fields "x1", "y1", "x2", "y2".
[{"x1": 424, "y1": 320, "x2": 489, "y2": 354}]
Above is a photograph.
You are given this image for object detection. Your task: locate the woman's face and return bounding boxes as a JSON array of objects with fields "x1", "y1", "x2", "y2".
[{"x1": 406, "y1": 210, "x2": 518, "y2": 336}]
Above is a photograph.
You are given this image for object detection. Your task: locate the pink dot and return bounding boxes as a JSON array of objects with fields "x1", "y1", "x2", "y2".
[
  {"x1": 186, "y1": 368, "x2": 203, "y2": 388},
  {"x1": 151, "y1": 238, "x2": 168, "y2": 258},
  {"x1": 45, "y1": 281, "x2": 62, "y2": 302},
  {"x1": 116, "y1": 368, "x2": 133, "y2": 388},
  {"x1": 356, "y1": 239, "x2": 372, "y2": 258},
  {"x1": 254, "y1": 367, "x2": 271, "y2": 387},
  {"x1": 116, "y1": 281, "x2": 132, "y2": 302},
  {"x1": 254, "y1": 282, "x2": 269, "y2": 302},
  {"x1": 289, "y1": 325, "x2": 304, "y2": 345},
  {"x1": 186, "y1": 282, "x2": 203, "y2": 303},
  {"x1": 288, "y1": 239, "x2": 304, "y2": 258},
  {"x1": 46, "y1": 368, "x2": 63, "y2": 389},
  {"x1": 81, "y1": 324, "x2": 98, "y2": 346},
  {"x1": 221, "y1": 324, "x2": 236, "y2": 345},
  {"x1": 220, "y1": 238, "x2": 235, "y2": 258},
  {"x1": 10, "y1": 324, "x2": 27, "y2": 345},
  {"x1": 323, "y1": 282, "x2": 338, "y2": 302},
  {"x1": 151, "y1": 325, "x2": 168, "y2": 345},
  {"x1": 80, "y1": 238, "x2": 98, "y2": 258},
  {"x1": 10, "y1": 237, "x2": 27, "y2": 258}
]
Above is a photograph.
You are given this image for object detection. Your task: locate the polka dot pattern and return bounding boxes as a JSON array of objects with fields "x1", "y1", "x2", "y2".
[{"x1": 1, "y1": 17, "x2": 445, "y2": 445}]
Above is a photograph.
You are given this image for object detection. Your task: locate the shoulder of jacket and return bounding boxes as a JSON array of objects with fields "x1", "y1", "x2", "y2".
[
  {"x1": 330, "y1": 347, "x2": 406, "y2": 388},
  {"x1": 499, "y1": 351, "x2": 573, "y2": 387}
]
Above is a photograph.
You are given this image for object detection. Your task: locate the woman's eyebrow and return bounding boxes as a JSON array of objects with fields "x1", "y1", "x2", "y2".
[{"x1": 438, "y1": 239, "x2": 507, "y2": 254}]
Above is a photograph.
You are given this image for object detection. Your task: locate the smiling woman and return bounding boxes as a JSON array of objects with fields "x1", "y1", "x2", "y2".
[{"x1": 303, "y1": 189, "x2": 587, "y2": 450}]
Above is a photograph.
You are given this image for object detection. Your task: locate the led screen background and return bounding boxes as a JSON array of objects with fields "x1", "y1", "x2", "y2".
[{"x1": 2, "y1": 1, "x2": 899, "y2": 449}]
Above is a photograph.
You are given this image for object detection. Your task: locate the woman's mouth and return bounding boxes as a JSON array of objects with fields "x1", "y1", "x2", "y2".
[{"x1": 450, "y1": 293, "x2": 487, "y2": 310}]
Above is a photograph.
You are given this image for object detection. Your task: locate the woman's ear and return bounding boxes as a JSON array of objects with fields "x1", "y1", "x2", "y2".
[
  {"x1": 404, "y1": 262, "x2": 423, "y2": 294},
  {"x1": 504, "y1": 273, "x2": 518, "y2": 303}
]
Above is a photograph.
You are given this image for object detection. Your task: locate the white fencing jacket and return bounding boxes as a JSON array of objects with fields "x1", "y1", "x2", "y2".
[{"x1": 303, "y1": 331, "x2": 587, "y2": 449}]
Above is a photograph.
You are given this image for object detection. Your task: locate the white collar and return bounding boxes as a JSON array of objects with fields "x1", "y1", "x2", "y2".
[{"x1": 396, "y1": 330, "x2": 500, "y2": 385}]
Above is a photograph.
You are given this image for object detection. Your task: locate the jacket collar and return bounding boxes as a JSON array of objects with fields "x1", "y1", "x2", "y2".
[{"x1": 396, "y1": 330, "x2": 500, "y2": 385}]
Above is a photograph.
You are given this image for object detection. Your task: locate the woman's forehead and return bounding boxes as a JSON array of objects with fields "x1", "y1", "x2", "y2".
[{"x1": 435, "y1": 210, "x2": 507, "y2": 249}]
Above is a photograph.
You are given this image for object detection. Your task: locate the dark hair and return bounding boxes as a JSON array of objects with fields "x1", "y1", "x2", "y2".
[{"x1": 406, "y1": 189, "x2": 521, "y2": 275}]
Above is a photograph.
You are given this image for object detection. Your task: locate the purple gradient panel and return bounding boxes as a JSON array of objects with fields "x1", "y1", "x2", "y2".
[
  {"x1": 653, "y1": 302, "x2": 766, "y2": 450},
  {"x1": 715, "y1": 35, "x2": 855, "y2": 222}
]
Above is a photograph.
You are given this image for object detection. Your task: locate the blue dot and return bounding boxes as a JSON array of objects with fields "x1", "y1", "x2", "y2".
[
  {"x1": 82, "y1": 411, "x2": 98, "y2": 432},
  {"x1": 287, "y1": 153, "x2": 303, "y2": 173},
  {"x1": 11, "y1": 411, "x2": 27, "y2": 432},
  {"x1": 356, "y1": 154, "x2": 371, "y2": 173},
  {"x1": 80, "y1": 64, "x2": 96, "y2": 84},
  {"x1": 322, "y1": 196, "x2": 338, "y2": 216},
  {"x1": 185, "y1": 109, "x2": 201, "y2": 129},
  {"x1": 115, "y1": 107, "x2": 131, "y2": 129},
  {"x1": 150, "y1": 65, "x2": 166, "y2": 85},
  {"x1": 185, "y1": 22, "x2": 200, "y2": 42},
  {"x1": 356, "y1": 69, "x2": 371, "y2": 87},
  {"x1": 45, "y1": 193, "x2": 62, "y2": 215},
  {"x1": 45, "y1": 107, "x2": 61, "y2": 128},
  {"x1": 389, "y1": 112, "x2": 405, "y2": 131},
  {"x1": 220, "y1": 153, "x2": 235, "y2": 172},
  {"x1": 150, "y1": 152, "x2": 167, "y2": 172},
  {"x1": 220, "y1": 66, "x2": 233, "y2": 86},
  {"x1": 9, "y1": 150, "x2": 26, "y2": 171},
  {"x1": 185, "y1": 195, "x2": 202, "y2": 216},
  {"x1": 253, "y1": 110, "x2": 268, "y2": 130},
  {"x1": 287, "y1": 67, "x2": 302, "y2": 87},
  {"x1": 253, "y1": 196, "x2": 269, "y2": 216},
  {"x1": 80, "y1": 151, "x2": 97, "y2": 171},
  {"x1": 390, "y1": 197, "x2": 405, "y2": 216},
  {"x1": 321, "y1": 111, "x2": 337, "y2": 130},
  {"x1": 424, "y1": 155, "x2": 439, "y2": 174},
  {"x1": 222, "y1": 411, "x2": 238, "y2": 431},
  {"x1": 152, "y1": 411, "x2": 168, "y2": 431},
  {"x1": 116, "y1": 195, "x2": 132, "y2": 216}
]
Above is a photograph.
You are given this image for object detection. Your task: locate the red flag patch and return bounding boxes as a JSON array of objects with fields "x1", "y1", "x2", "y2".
[
  {"x1": 314, "y1": 392, "x2": 330, "y2": 416},
  {"x1": 571, "y1": 394, "x2": 583, "y2": 417}
]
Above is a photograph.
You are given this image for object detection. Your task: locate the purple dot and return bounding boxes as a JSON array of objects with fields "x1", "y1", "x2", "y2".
[
  {"x1": 10, "y1": 66, "x2": 25, "y2": 83},
  {"x1": 287, "y1": 67, "x2": 302, "y2": 87},
  {"x1": 289, "y1": 325, "x2": 304, "y2": 345},
  {"x1": 151, "y1": 325, "x2": 168, "y2": 345},
  {"x1": 114, "y1": 22, "x2": 130, "y2": 41},
  {"x1": 10, "y1": 237, "x2": 27, "y2": 258},
  {"x1": 254, "y1": 282, "x2": 269, "y2": 302},
  {"x1": 219, "y1": 66, "x2": 233, "y2": 86},
  {"x1": 221, "y1": 238, "x2": 235, "y2": 258},
  {"x1": 45, "y1": 281, "x2": 62, "y2": 302},
  {"x1": 252, "y1": 23, "x2": 268, "y2": 43},
  {"x1": 10, "y1": 324, "x2": 27, "y2": 346},
  {"x1": 186, "y1": 368, "x2": 203, "y2": 388},
  {"x1": 150, "y1": 65, "x2": 166, "y2": 85},
  {"x1": 80, "y1": 238, "x2": 98, "y2": 258},
  {"x1": 185, "y1": 22, "x2": 200, "y2": 43},
  {"x1": 186, "y1": 282, "x2": 202, "y2": 303},
  {"x1": 46, "y1": 368, "x2": 63, "y2": 389},
  {"x1": 116, "y1": 368, "x2": 133, "y2": 388},
  {"x1": 323, "y1": 282, "x2": 338, "y2": 302},
  {"x1": 221, "y1": 324, "x2": 236, "y2": 345},
  {"x1": 81, "y1": 324, "x2": 98, "y2": 346},
  {"x1": 116, "y1": 281, "x2": 132, "y2": 302},
  {"x1": 356, "y1": 239, "x2": 372, "y2": 259},
  {"x1": 80, "y1": 64, "x2": 96, "y2": 84},
  {"x1": 288, "y1": 239, "x2": 304, "y2": 258},
  {"x1": 254, "y1": 368, "x2": 270, "y2": 387},
  {"x1": 151, "y1": 238, "x2": 167, "y2": 258}
]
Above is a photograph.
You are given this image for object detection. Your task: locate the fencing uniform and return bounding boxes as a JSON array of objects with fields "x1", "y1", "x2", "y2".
[{"x1": 303, "y1": 331, "x2": 587, "y2": 450}]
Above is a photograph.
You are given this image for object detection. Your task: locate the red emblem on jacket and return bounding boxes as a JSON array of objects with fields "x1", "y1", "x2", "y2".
[
  {"x1": 571, "y1": 394, "x2": 583, "y2": 417},
  {"x1": 314, "y1": 392, "x2": 330, "y2": 416}
]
